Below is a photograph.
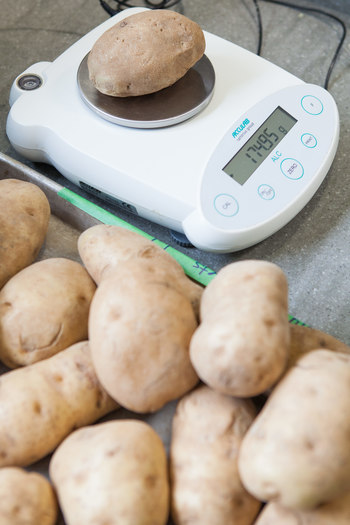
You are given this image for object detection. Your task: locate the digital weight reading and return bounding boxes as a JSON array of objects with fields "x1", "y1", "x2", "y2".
[{"x1": 223, "y1": 106, "x2": 297, "y2": 185}]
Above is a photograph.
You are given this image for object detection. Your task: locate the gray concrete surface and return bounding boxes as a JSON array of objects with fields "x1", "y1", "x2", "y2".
[{"x1": 1, "y1": 0, "x2": 349, "y2": 344}]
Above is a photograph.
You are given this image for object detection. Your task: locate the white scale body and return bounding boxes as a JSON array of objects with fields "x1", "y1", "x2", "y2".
[{"x1": 6, "y1": 7, "x2": 339, "y2": 253}]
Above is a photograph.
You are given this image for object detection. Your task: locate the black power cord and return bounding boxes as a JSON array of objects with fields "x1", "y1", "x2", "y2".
[
  {"x1": 98, "y1": 0, "x2": 347, "y2": 90},
  {"x1": 99, "y1": 0, "x2": 181, "y2": 16},
  {"x1": 252, "y1": 0, "x2": 347, "y2": 90}
]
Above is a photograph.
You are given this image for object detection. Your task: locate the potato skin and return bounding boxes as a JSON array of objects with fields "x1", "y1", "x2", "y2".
[
  {"x1": 254, "y1": 492, "x2": 350, "y2": 525},
  {"x1": 78, "y1": 224, "x2": 202, "y2": 316},
  {"x1": 170, "y1": 385, "x2": 261, "y2": 525},
  {"x1": 50, "y1": 420, "x2": 169, "y2": 525},
  {"x1": 0, "y1": 467, "x2": 58, "y2": 525},
  {"x1": 0, "y1": 341, "x2": 118, "y2": 467},
  {"x1": 288, "y1": 323, "x2": 350, "y2": 368},
  {"x1": 264, "y1": 325, "x2": 350, "y2": 396},
  {"x1": 190, "y1": 260, "x2": 290, "y2": 397},
  {"x1": 238, "y1": 349, "x2": 350, "y2": 510},
  {"x1": 89, "y1": 260, "x2": 199, "y2": 413},
  {"x1": 88, "y1": 9, "x2": 205, "y2": 96},
  {"x1": 0, "y1": 179, "x2": 50, "y2": 289},
  {"x1": 0, "y1": 257, "x2": 96, "y2": 367},
  {"x1": 80, "y1": 225, "x2": 201, "y2": 413}
]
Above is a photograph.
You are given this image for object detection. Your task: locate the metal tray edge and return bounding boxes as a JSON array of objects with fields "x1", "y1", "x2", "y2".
[{"x1": 0, "y1": 152, "x2": 101, "y2": 232}]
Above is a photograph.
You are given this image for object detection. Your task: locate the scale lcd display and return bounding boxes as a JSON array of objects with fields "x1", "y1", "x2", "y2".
[{"x1": 223, "y1": 106, "x2": 297, "y2": 185}]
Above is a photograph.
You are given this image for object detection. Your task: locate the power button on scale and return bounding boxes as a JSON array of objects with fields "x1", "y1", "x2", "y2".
[{"x1": 301, "y1": 95, "x2": 324, "y2": 115}]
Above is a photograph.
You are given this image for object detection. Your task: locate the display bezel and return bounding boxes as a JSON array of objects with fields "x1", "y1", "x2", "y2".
[{"x1": 223, "y1": 106, "x2": 297, "y2": 185}]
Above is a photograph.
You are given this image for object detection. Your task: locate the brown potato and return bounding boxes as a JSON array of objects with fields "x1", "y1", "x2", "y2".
[
  {"x1": 79, "y1": 225, "x2": 201, "y2": 413},
  {"x1": 288, "y1": 323, "x2": 350, "y2": 368},
  {"x1": 0, "y1": 467, "x2": 58, "y2": 525},
  {"x1": 88, "y1": 259, "x2": 199, "y2": 413},
  {"x1": 0, "y1": 257, "x2": 96, "y2": 367},
  {"x1": 50, "y1": 420, "x2": 169, "y2": 525},
  {"x1": 254, "y1": 492, "x2": 350, "y2": 525},
  {"x1": 190, "y1": 260, "x2": 290, "y2": 397},
  {"x1": 77, "y1": 224, "x2": 202, "y2": 316},
  {"x1": 238, "y1": 350, "x2": 350, "y2": 510},
  {"x1": 0, "y1": 341, "x2": 118, "y2": 467},
  {"x1": 170, "y1": 385, "x2": 261, "y2": 525},
  {"x1": 0, "y1": 179, "x2": 50, "y2": 289},
  {"x1": 264, "y1": 325, "x2": 350, "y2": 396},
  {"x1": 88, "y1": 9, "x2": 205, "y2": 96}
]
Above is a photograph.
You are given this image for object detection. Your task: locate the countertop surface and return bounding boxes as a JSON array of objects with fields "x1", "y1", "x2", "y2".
[{"x1": 1, "y1": 0, "x2": 349, "y2": 344}]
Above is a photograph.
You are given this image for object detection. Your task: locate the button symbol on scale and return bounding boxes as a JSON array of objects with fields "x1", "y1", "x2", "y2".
[
  {"x1": 301, "y1": 133, "x2": 317, "y2": 148},
  {"x1": 214, "y1": 193, "x2": 239, "y2": 217},
  {"x1": 258, "y1": 184, "x2": 275, "y2": 200},
  {"x1": 301, "y1": 95, "x2": 323, "y2": 115},
  {"x1": 280, "y1": 158, "x2": 304, "y2": 180}
]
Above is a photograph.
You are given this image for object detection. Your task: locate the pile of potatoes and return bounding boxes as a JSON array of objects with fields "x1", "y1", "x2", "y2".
[{"x1": 0, "y1": 178, "x2": 349, "y2": 525}]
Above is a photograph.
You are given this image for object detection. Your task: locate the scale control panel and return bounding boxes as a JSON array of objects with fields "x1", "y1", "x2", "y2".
[{"x1": 198, "y1": 83, "x2": 338, "y2": 238}]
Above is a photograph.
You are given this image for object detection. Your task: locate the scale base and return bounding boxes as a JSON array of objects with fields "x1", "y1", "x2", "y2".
[{"x1": 169, "y1": 230, "x2": 194, "y2": 248}]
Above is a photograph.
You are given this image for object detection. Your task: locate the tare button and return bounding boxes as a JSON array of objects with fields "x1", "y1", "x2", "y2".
[{"x1": 280, "y1": 158, "x2": 304, "y2": 180}]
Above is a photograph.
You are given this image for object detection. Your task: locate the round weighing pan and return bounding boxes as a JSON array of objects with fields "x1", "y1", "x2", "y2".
[{"x1": 77, "y1": 53, "x2": 215, "y2": 129}]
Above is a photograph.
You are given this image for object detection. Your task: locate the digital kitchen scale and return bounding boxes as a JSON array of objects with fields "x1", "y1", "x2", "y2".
[{"x1": 6, "y1": 7, "x2": 339, "y2": 253}]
